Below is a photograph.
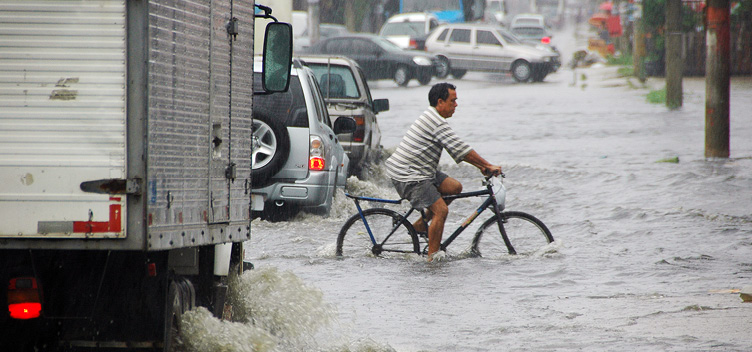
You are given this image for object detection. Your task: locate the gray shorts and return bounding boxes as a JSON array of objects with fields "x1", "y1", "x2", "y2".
[{"x1": 391, "y1": 171, "x2": 449, "y2": 210}]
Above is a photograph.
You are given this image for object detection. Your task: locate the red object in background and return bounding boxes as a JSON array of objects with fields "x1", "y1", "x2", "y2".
[
  {"x1": 599, "y1": 1, "x2": 613, "y2": 11},
  {"x1": 607, "y1": 15, "x2": 622, "y2": 37}
]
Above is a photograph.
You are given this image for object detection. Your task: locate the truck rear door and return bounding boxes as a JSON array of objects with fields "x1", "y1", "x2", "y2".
[{"x1": 0, "y1": 1, "x2": 127, "y2": 238}]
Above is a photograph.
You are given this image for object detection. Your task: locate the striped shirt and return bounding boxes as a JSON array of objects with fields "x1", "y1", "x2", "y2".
[{"x1": 385, "y1": 107, "x2": 472, "y2": 182}]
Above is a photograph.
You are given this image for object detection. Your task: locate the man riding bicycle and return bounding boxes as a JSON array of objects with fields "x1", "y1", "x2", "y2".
[{"x1": 385, "y1": 82, "x2": 502, "y2": 262}]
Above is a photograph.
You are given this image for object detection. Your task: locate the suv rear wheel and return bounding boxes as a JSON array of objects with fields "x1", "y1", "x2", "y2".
[{"x1": 251, "y1": 113, "x2": 290, "y2": 187}]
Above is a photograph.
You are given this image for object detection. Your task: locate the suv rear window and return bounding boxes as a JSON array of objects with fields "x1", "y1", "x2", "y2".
[
  {"x1": 253, "y1": 75, "x2": 309, "y2": 128},
  {"x1": 305, "y1": 63, "x2": 361, "y2": 99}
]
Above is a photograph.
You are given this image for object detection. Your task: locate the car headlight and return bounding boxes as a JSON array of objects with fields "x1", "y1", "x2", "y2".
[
  {"x1": 413, "y1": 56, "x2": 432, "y2": 66},
  {"x1": 543, "y1": 56, "x2": 552, "y2": 62}
]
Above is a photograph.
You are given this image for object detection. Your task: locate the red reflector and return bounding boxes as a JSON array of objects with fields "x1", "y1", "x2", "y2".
[
  {"x1": 147, "y1": 262, "x2": 157, "y2": 277},
  {"x1": 541, "y1": 37, "x2": 551, "y2": 44},
  {"x1": 9, "y1": 303, "x2": 41, "y2": 319},
  {"x1": 309, "y1": 157, "x2": 325, "y2": 171}
]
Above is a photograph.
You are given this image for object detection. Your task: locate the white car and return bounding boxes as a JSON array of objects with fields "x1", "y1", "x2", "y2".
[
  {"x1": 379, "y1": 12, "x2": 440, "y2": 50},
  {"x1": 424, "y1": 23, "x2": 560, "y2": 82}
]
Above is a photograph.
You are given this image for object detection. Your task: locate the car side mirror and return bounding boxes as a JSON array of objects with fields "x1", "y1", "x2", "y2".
[
  {"x1": 373, "y1": 98, "x2": 390, "y2": 114},
  {"x1": 262, "y1": 22, "x2": 293, "y2": 92},
  {"x1": 333, "y1": 116, "x2": 357, "y2": 134}
]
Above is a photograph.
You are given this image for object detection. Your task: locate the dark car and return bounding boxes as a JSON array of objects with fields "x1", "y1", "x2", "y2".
[{"x1": 303, "y1": 34, "x2": 442, "y2": 86}]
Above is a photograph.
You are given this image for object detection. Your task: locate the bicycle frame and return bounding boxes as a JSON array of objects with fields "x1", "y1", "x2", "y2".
[
  {"x1": 350, "y1": 195, "x2": 419, "y2": 253},
  {"x1": 437, "y1": 184, "x2": 516, "y2": 254},
  {"x1": 345, "y1": 176, "x2": 516, "y2": 256}
]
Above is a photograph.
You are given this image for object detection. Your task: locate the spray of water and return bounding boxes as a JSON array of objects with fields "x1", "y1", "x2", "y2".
[{"x1": 180, "y1": 266, "x2": 400, "y2": 352}]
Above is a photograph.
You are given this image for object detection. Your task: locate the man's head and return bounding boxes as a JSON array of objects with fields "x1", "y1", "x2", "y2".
[{"x1": 429, "y1": 82, "x2": 457, "y2": 118}]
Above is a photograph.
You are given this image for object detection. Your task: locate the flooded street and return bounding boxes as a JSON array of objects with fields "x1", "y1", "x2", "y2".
[{"x1": 186, "y1": 23, "x2": 752, "y2": 351}]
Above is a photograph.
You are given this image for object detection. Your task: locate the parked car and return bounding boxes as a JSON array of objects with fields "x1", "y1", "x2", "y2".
[
  {"x1": 423, "y1": 23, "x2": 560, "y2": 82},
  {"x1": 379, "y1": 12, "x2": 440, "y2": 50},
  {"x1": 302, "y1": 34, "x2": 445, "y2": 86},
  {"x1": 294, "y1": 23, "x2": 351, "y2": 53},
  {"x1": 299, "y1": 56, "x2": 389, "y2": 178},
  {"x1": 510, "y1": 13, "x2": 547, "y2": 28},
  {"x1": 251, "y1": 57, "x2": 356, "y2": 221},
  {"x1": 510, "y1": 13, "x2": 555, "y2": 46}
]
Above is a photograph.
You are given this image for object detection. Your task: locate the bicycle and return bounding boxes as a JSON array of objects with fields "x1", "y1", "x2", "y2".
[{"x1": 336, "y1": 174, "x2": 554, "y2": 258}]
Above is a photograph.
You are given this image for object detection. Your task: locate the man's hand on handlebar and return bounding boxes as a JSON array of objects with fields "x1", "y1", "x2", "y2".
[{"x1": 483, "y1": 165, "x2": 502, "y2": 177}]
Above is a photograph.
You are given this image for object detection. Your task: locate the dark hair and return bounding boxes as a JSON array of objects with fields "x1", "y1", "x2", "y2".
[{"x1": 428, "y1": 82, "x2": 456, "y2": 107}]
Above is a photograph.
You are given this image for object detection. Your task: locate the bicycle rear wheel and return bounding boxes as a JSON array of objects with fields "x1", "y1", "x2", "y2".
[
  {"x1": 337, "y1": 208, "x2": 420, "y2": 257},
  {"x1": 471, "y1": 211, "x2": 553, "y2": 258}
]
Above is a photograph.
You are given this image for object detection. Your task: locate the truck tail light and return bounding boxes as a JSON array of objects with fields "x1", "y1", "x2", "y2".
[
  {"x1": 309, "y1": 136, "x2": 326, "y2": 171},
  {"x1": 8, "y1": 277, "x2": 42, "y2": 320},
  {"x1": 352, "y1": 116, "x2": 365, "y2": 142}
]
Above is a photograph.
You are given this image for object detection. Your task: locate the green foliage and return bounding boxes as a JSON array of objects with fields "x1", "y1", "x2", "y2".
[
  {"x1": 607, "y1": 53, "x2": 633, "y2": 66},
  {"x1": 617, "y1": 66, "x2": 634, "y2": 77},
  {"x1": 646, "y1": 87, "x2": 666, "y2": 104}
]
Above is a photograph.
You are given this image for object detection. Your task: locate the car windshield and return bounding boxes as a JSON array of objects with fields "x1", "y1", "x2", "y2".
[
  {"x1": 496, "y1": 28, "x2": 522, "y2": 44},
  {"x1": 306, "y1": 63, "x2": 362, "y2": 99},
  {"x1": 372, "y1": 36, "x2": 405, "y2": 52},
  {"x1": 253, "y1": 75, "x2": 309, "y2": 127},
  {"x1": 381, "y1": 21, "x2": 425, "y2": 36}
]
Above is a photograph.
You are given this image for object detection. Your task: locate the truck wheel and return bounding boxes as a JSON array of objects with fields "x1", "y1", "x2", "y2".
[
  {"x1": 252, "y1": 112, "x2": 290, "y2": 187},
  {"x1": 417, "y1": 72, "x2": 432, "y2": 85},
  {"x1": 164, "y1": 278, "x2": 194, "y2": 352},
  {"x1": 511, "y1": 60, "x2": 532, "y2": 82}
]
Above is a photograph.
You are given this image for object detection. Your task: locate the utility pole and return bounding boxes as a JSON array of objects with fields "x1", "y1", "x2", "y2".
[
  {"x1": 308, "y1": 0, "x2": 320, "y2": 46},
  {"x1": 633, "y1": 3, "x2": 646, "y2": 83},
  {"x1": 705, "y1": 0, "x2": 730, "y2": 158},
  {"x1": 665, "y1": 0, "x2": 683, "y2": 109}
]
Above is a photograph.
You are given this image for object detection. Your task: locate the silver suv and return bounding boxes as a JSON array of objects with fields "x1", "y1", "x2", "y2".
[
  {"x1": 424, "y1": 23, "x2": 560, "y2": 82},
  {"x1": 251, "y1": 59, "x2": 355, "y2": 221},
  {"x1": 299, "y1": 56, "x2": 389, "y2": 178}
]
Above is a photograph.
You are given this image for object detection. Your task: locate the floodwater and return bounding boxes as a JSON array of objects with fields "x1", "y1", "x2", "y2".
[{"x1": 181, "y1": 22, "x2": 752, "y2": 351}]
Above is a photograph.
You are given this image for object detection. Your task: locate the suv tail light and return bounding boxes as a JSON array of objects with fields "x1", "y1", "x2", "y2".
[
  {"x1": 309, "y1": 136, "x2": 325, "y2": 171},
  {"x1": 8, "y1": 277, "x2": 42, "y2": 320},
  {"x1": 352, "y1": 116, "x2": 365, "y2": 142}
]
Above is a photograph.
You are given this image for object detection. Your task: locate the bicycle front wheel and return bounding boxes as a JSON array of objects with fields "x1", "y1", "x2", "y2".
[
  {"x1": 471, "y1": 211, "x2": 553, "y2": 258},
  {"x1": 337, "y1": 208, "x2": 420, "y2": 258}
]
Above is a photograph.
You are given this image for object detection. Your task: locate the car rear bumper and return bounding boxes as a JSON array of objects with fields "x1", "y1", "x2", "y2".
[{"x1": 251, "y1": 171, "x2": 334, "y2": 211}]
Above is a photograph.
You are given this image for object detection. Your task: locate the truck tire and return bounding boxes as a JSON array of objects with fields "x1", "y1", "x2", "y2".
[
  {"x1": 164, "y1": 278, "x2": 194, "y2": 352},
  {"x1": 252, "y1": 113, "x2": 290, "y2": 187}
]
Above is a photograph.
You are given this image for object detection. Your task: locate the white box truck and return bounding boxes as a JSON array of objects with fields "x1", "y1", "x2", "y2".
[{"x1": 0, "y1": 1, "x2": 292, "y2": 350}]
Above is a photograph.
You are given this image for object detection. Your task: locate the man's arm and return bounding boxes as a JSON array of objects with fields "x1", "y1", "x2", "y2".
[{"x1": 463, "y1": 150, "x2": 502, "y2": 176}]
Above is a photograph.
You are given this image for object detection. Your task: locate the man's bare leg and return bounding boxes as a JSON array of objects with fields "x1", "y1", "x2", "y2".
[
  {"x1": 426, "y1": 198, "x2": 449, "y2": 257},
  {"x1": 413, "y1": 177, "x2": 462, "y2": 233}
]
